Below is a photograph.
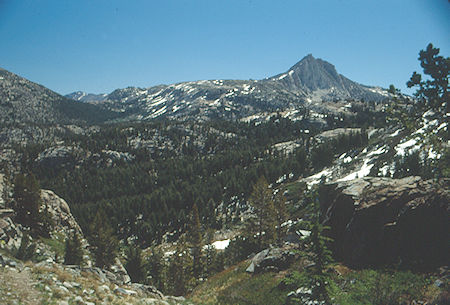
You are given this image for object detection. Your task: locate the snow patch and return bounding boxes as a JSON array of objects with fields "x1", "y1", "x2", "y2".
[
  {"x1": 151, "y1": 106, "x2": 167, "y2": 118},
  {"x1": 428, "y1": 148, "x2": 441, "y2": 159},
  {"x1": 389, "y1": 130, "x2": 401, "y2": 137},
  {"x1": 305, "y1": 168, "x2": 332, "y2": 187},
  {"x1": 379, "y1": 164, "x2": 394, "y2": 177},
  {"x1": 211, "y1": 239, "x2": 230, "y2": 250},
  {"x1": 395, "y1": 138, "x2": 418, "y2": 156},
  {"x1": 278, "y1": 73, "x2": 288, "y2": 80},
  {"x1": 367, "y1": 145, "x2": 386, "y2": 157},
  {"x1": 338, "y1": 159, "x2": 374, "y2": 182},
  {"x1": 343, "y1": 156, "x2": 353, "y2": 163}
]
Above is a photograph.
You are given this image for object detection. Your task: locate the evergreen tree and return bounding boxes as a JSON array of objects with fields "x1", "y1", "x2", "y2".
[
  {"x1": 146, "y1": 244, "x2": 166, "y2": 291},
  {"x1": 407, "y1": 43, "x2": 449, "y2": 115},
  {"x1": 204, "y1": 229, "x2": 217, "y2": 277},
  {"x1": 64, "y1": 231, "x2": 83, "y2": 265},
  {"x1": 167, "y1": 237, "x2": 193, "y2": 296},
  {"x1": 13, "y1": 174, "x2": 41, "y2": 229},
  {"x1": 274, "y1": 191, "x2": 288, "y2": 244},
  {"x1": 125, "y1": 245, "x2": 146, "y2": 283},
  {"x1": 89, "y1": 209, "x2": 118, "y2": 268},
  {"x1": 189, "y1": 203, "x2": 203, "y2": 279},
  {"x1": 303, "y1": 188, "x2": 334, "y2": 304},
  {"x1": 13, "y1": 173, "x2": 52, "y2": 237},
  {"x1": 247, "y1": 176, "x2": 277, "y2": 249}
]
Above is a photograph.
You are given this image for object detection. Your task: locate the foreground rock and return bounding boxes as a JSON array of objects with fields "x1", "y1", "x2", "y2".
[
  {"x1": 321, "y1": 176, "x2": 449, "y2": 268},
  {"x1": 246, "y1": 246, "x2": 297, "y2": 273}
]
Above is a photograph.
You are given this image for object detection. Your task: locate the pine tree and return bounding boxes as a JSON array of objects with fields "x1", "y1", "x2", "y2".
[
  {"x1": 125, "y1": 245, "x2": 146, "y2": 283},
  {"x1": 248, "y1": 176, "x2": 277, "y2": 249},
  {"x1": 167, "y1": 237, "x2": 193, "y2": 296},
  {"x1": 89, "y1": 209, "x2": 118, "y2": 268},
  {"x1": 303, "y1": 188, "x2": 334, "y2": 304},
  {"x1": 13, "y1": 174, "x2": 41, "y2": 229},
  {"x1": 189, "y1": 203, "x2": 203, "y2": 279},
  {"x1": 204, "y1": 229, "x2": 217, "y2": 277},
  {"x1": 407, "y1": 43, "x2": 449, "y2": 116},
  {"x1": 274, "y1": 191, "x2": 288, "y2": 244},
  {"x1": 64, "y1": 231, "x2": 83, "y2": 265},
  {"x1": 13, "y1": 173, "x2": 52, "y2": 237},
  {"x1": 146, "y1": 244, "x2": 166, "y2": 291}
]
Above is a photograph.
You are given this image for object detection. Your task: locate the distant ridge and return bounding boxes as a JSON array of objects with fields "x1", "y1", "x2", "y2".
[
  {"x1": 0, "y1": 67, "x2": 121, "y2": 125},
  {"x1": 65, "y1": 54, "x2": 389, "y2": 121}
]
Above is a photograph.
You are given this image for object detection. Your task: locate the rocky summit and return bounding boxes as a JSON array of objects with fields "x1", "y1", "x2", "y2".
[{"x1": 267, "y1": 54, "x2": 386, "y2": 101}]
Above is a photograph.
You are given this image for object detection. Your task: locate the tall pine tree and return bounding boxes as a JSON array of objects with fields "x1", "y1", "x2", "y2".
[
  {"x1": 303, "y1": 188, "x2": 334, "y2": 304},
  {"x1": 125, "y1": 245, "x2": 146, "y2": 283},
  {"x1": 89, "y1": 209, "x2": 118, "y2": 268},
  {"x1": 247, "y1": 176, "x2": 277, "y2": 249},
  {"x1": 64, "y1": 231, "x2": 83, "y2": 265},
  {"x1": 13, "y1": 173, "x2": 52, "y2": 237},
  {"x1": 189, "y1": 203, "x2": 203, "y2": 279},
  {"x1": 274, "y1": 191, "x2": 288, "y2": 245}
]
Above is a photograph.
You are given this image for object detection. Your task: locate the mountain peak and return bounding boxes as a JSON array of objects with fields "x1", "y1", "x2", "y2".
[
  {"x1": 302, "y1": 53, "x2": 315, "y2": 60},
  {"x1": 269, "y1": 54, "x2": 341, "y2": 92}
]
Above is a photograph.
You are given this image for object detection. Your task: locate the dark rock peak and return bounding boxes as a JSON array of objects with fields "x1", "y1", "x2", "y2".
[
  {"x1": 269, "y1": 54, "x2": 345, "y2": 92},
  {"x1": 292, "y1": 54, "x2": 338, "y2": 76}
]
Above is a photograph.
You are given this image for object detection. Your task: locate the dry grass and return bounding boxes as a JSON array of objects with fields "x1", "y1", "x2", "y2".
[{"x1": 0, "y1": 266, "x2": 43, "y2": 304}]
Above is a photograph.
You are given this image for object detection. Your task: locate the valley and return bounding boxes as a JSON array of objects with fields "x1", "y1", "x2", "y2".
[{"x1": 0, "y1": 45, "x2": 448, "y2": 304}]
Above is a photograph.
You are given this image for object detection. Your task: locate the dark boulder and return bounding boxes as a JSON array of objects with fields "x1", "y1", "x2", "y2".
[{"x1": 320, "y1": 176, "x2": 449, "y2": 269}]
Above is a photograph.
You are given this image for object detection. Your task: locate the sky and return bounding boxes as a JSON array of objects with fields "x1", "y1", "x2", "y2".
[{"x1": 0, "y1": 0, "x2": 449, "y2": 95}]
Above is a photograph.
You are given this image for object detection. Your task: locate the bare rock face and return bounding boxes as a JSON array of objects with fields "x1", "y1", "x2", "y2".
[
  {"x1": 320, "y1": 176, "x2": 449, "y2": 268},
  {"x1": 41, "y1": 190, "x2": 83, "y2": 237},
  {"x1": 246, "y1": 245, "x2": 297, "y2": 273}
]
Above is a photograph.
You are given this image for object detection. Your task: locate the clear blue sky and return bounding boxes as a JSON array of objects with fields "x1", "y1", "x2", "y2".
[{"x1": 1, "y1": 0, "x2": 449, "y2": 95}]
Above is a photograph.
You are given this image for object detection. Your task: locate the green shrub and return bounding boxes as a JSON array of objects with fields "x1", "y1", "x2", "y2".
[{"x1": 334, "y1": 269, "x2": 433, "y2": 305}]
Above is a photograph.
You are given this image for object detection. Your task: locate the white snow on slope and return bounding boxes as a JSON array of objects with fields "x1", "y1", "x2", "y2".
[
  {"x1": 389, "y1": 129, "x2": 401, "y2": 137},
  {"x1": 338, "y1": 158, "x2": 374, "y2": 182},
  {"x1": 203, "y1": 239, "x2": 230, "y2": 250},
  {"x1": 395, "y1": 139, "x2": 418, "y2": 156},
  {"x1": 305, "y1": 168, "x2": 332, "y2": 188},
  {"x1": 367, "y1": 145, "x2": 386, "y2": 157},
  {"x1": 278, "y1": 73, "x2": 288, "y2": 80}
]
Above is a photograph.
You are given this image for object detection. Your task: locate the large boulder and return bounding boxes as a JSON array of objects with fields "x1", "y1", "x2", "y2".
[
  {"x1": 320, "y1": 176, "x2": 449, "y2": 268},
  {"x1": 40, "y1": 189, "x2": 83, "y2": 237},
  {"x1": 246, "y1": 246, "x2": 296, "y2": 273}
]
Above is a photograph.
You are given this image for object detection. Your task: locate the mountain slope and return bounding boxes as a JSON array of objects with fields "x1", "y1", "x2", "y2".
[
  {"x1": 66, "y1": 55, "x2": 389, "y2": 122},
  {"x1": 0, "y1": 68, "x2": 120, "y2": 125},
  {"x1": 267, "y1": 54, "x2": 387, "y2": 101}
]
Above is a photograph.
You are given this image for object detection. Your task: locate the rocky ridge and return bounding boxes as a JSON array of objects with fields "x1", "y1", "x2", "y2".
[
  {"x1": 66, "y1": 55, "x2": 389, "y2": 122},
  {"x1": 0, "y1": 68, "x2": 119, "y2": 127}
]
